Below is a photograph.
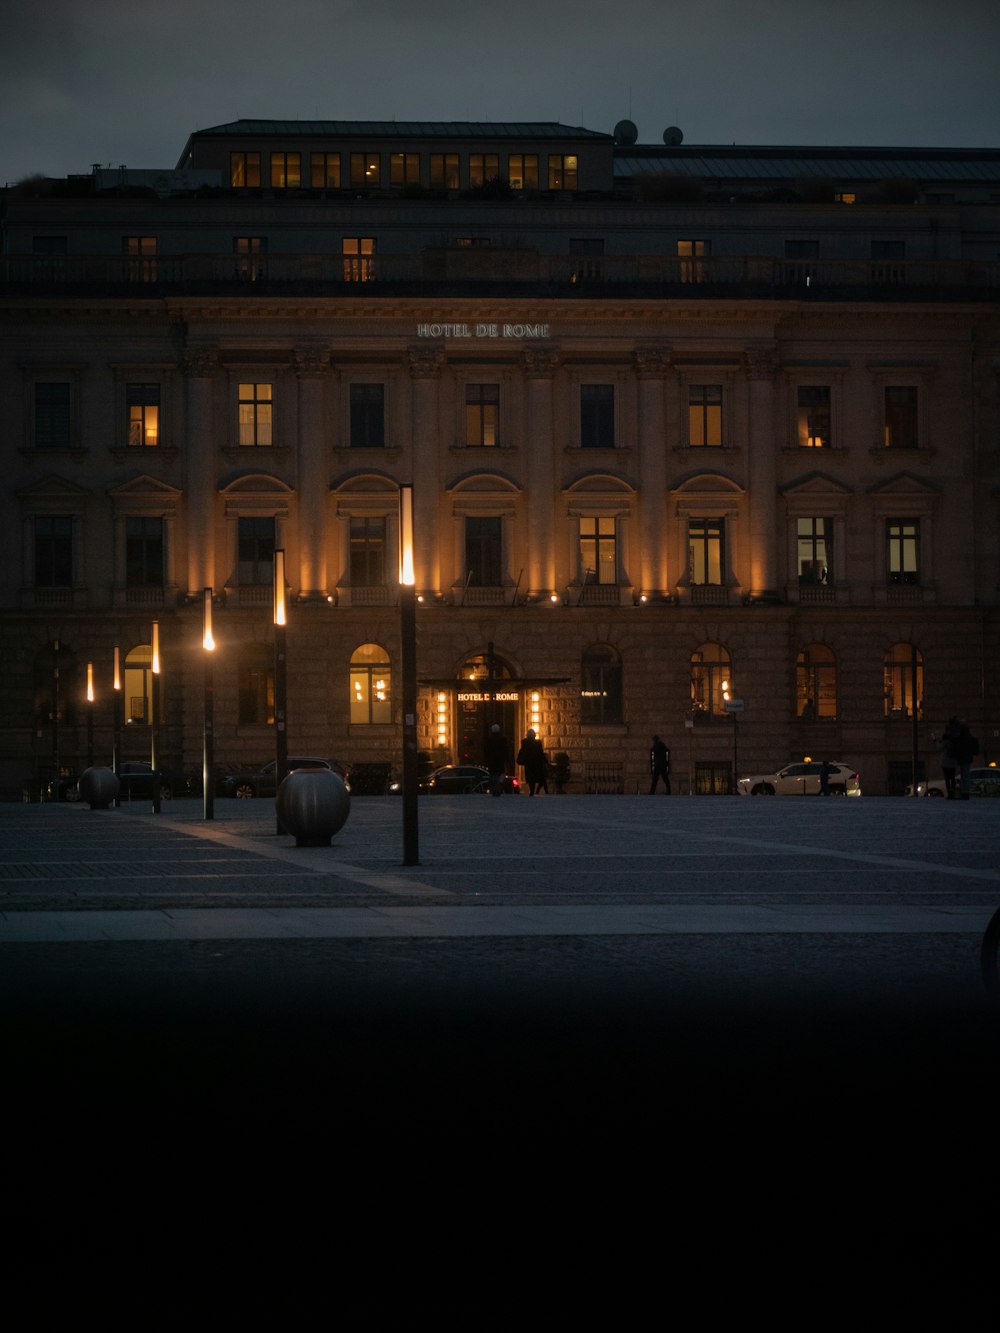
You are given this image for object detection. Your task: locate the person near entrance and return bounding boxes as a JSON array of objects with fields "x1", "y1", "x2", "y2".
[
  {"x1": 649, "y1": 735, "x2": 671, "y2": 794},
  {"x1": 516, "y1": 728, "x2": 549, "y2": 796},
  {"x1": 484, "y1": 723, "x2": 512, "y2": 797}
]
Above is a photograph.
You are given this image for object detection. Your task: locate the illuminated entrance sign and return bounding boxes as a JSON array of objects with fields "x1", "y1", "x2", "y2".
[
  {"x1": 457, "y1": 690, "x2": 520, "y2": 702},
  {"x1": 416, "y1": 323, "x2": 550, "y2": 339}
]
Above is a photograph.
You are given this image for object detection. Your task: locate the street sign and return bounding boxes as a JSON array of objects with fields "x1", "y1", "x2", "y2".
[{"x1": 724, "y1": 698, "x2": 745, "y2": 713}]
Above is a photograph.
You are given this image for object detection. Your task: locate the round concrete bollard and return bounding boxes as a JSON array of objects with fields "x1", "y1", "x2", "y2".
[
  {"x1": 276, "y1": 767, "x2": 350, "y2": 847},
  {"x1": 79, "y1": 765, "x2": 121, "y2": 810}
]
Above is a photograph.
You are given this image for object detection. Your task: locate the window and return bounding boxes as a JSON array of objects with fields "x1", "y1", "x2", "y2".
[
  {"x1": 678, "y1": 239, "x2": 710, "y2": 283},
  {"x1": 125, "y1": 518, "x2": 164, "y2": 588},
  {"x1": 887, "y1": 519, "x2": 920, "y2": 584},
  {"x1": 884, "y1": 643, "x2": 923, "y2": 719},
  {"x1": 691, "y1": 643, "x2": 731, "y2": 719},
  {"x1": 238, "y1": 383, "x2": 273, "y2": 447},
  {"x1": 127, "y1": 384, "x2": 159, "y2": 447},
  {"x1": 350, "y1": 517, "x2": 387, "y2": 587},
  {"x1": 465, "y1": 517, "x2": 503, "y2": 586},
  {"x1": 581, "y1": 384, "x2": 614, "y2": 449},
  {"x1": 349, "y1": 384, "x2": 385, "y2": 447},
  {"x1": 124, "y1": 236, "x2": 157, "y2": 282},
  {"x1": 230, "y1": 152, "x2": 261, "y2": 188},
  {"x1": 465, "y1": 384, "x2": 499, "y2": 447},
  {"x1": 797, "y1": 518, "x2": 832, "y2": 584},
  {"x1": 238, "y1": 643, "x2": 274, "y2": 725},
  {"x1": 234, "y1": 237, "x2": 267, "y2": 280},
  {"x1": 430, "y1": 154, "x2": 460, "y2": 189},
  {"x1": 508, "y1": 154, "x2": 538, "y2": 191},
  {"x1": 270, "y1": 152, "x2": 301, "y2": 188},
  {"x1": 343, "y1": 237, "x2": 375, "y2": 282},
  {"x1": 688, "y1": 385, "x2": 723, "y2": 447},
  {"x1": 580, "y1": 645, "x2": 623, "y2": 725},
  {"x1": 797, "y1": 644, "x2": 837, "y2": 720},
  {"x1": 548, "y1": 155, "x2": 578, "y2": 190},
  {"x1": 835, "y1": 192, "x2": 856, "y2": 204},
  {"x1": 469, "y1": 154, "x2": 499, "y2": 187},
  {"x1": 350, "y1": 153, "x2": 381, "y2": 188},
  {"x1": 578, "y1": 516, "x2": 617, "y2": 585},
  {"x1": 689, "y1": 519, "x2": 723, "y2": 584},
  {"x1": 350, "y1": 643, "x2": 391, "y2": 724},
  {"x1": 797, "y1": 386, "x2": 831, "y2": 448},
  {"x1": 884, "y1": 386, "x2": 918, "y2": 448},
  {"x1": 237, "y1": 517, "x2": 276, "y2": 586},
  {"x1": 310, "y1": 152, "x2": 342, "y2": 188},
  {"x1": 124, "y1": 644, "x2": 152, "y2": 724},
  {"x1": 34, "y1": 516, "x2": 73, "y2": 587},
  {"x1": 570, "y1": 238, "x2": 603, "y2": 282},
  {"x1": 390, "y1": 153, "x2": 420, "y2": 186},
  {"x1": 34, "y1": 382, "x2": 71, "y2": 448}
]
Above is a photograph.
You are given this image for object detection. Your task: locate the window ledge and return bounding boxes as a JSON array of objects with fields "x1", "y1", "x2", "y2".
[
  {"x1": 782, "y1": 444, "x2": 847, "y2": 455},
  {"x1": 111, "y1": 446, "x2": 180, "y2": 462},
  {"x1": 869, "y1": 445, "x2": 935, "y2": 460},
  {"x1": 334, "y1": 445, "x2": 402, "y2": 455},
  {"x1": 450, "y1": 444, "x2": 517, "y2": 454},
  {"x1": 223, "y1": 446, "x2": 292, "y2": 462},
  {"x1": 19, "y1": 446, "x2": 88, "y2": 460},
  {"x1": 673, "y1": 443, "x2": 740, "y2": 454},
  {"x1": 565, "y1": 445, "x2": 632, "y2": 455}
]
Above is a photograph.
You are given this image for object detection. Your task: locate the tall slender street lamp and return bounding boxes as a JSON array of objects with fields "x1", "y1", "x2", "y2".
[
  {"x1": 273, "y1": 548, "x2": 288, "y2": 835},
  {"x1": 150, "y1": 619, "x2": 161, "y2": 812},
  {"x1": 398, "y1": 484, "x2": 419, "y2": 865},
  {"x1": 86, "y1": 661, "x2": 95, "y2": 768},
  {"x1": 202, "y1": 587, "x2": 215, "y2": 821},
  {"x1": 112, "y1": 645, "x2": 122, "y2": 807}
]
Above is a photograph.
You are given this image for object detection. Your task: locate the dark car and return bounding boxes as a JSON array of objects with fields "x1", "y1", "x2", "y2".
[
  {"x1": 221, "y1": 756, "x2": 351, "y2": 799},
  {"x1": 393, "y1": 764, "x2": 519, "y2": 795}
]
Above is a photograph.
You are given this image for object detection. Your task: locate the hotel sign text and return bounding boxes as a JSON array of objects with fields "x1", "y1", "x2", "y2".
[{"x1": 416, "y1": 323, "x2": 550, "y2": 340}]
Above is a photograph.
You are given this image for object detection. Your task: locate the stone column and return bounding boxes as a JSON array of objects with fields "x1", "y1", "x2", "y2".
[
  {"x1": 407, "y1": 345, "x2": 445, "y2": 594},
  {"x1": 183, "y1": 350, "x2": 218, "y2": 597},
  {"x1": 634, "y1": 346, "x2": 671, "y2": 595},
  {"x1": 523, "y1": 345, "x2": 559, "y2": 596},
  {"x1": 295, "y1": 349, "x2": 330, "y2": 602},
  {"x1": 744, "y1": 346, "x2": 780, "y2": 602}
]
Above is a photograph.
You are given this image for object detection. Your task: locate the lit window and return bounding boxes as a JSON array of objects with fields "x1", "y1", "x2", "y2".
[
  {"x1": 124, "y1": 236, "x2": 157, "y2": 282},
  {"x1": 797, "y1": 518, "x2": 832, "y2": 585},
  {"x1": 548, "y1": 155, "x2": 578, "y2": 190},
  {"x1": 678, "y1": 239, "x2": 710, "y2": 283},
  {"x1": 127, "y1": 384, "x2": 159, "y2": 446},
  {"x1": 689, "y1": 519, "x2": 723, "y2": 584},
  {"x1": 343, "y1": 237, "x2": 375, "y2": 282},
  {"x1": 350, "y1": 643, "x2": 391, "y2": 725},
  {"x1": 234, "y1": 237, "x2": 267, "y2": 280},
  {"x1": 238, "y1": 383, "x2": 273, "y2": 447},
  {"x1": 466, "y1": 384, "x2": 499, "y2": 446},
  {"x1": 797, "y1": 644, "x2": 837, "y2": 720},
  {"x1": 689, "y1": 385, "x2": 723, "y2": 447},
  {"x1": 508, "y1": 154, "x2": 538, "y2": 191},
  {"x1": 430, "y1": 154, "x2": 460, "y2": 189},
  {"x1": 691, "y1": 643, "x2": 731, "y2": 719},
  {"x1": 238, "y1": 643, "x2": 275, "y2": 725},
  {"x1": 469, "y1": 154, "x2": 499, "y2": 187},
  {"x1": 884, "y1": 643, "x2": 923, "y2": 719},
  {"x1": 270, "y1": 153, "x2": 301, "y2": 188},
  {"x1": 310, "y1": 153, "x2": 341, "y2": 188},
  {"x1": 124, "y1": 644, "x2": 152, "y2": 724},
  {"x1": 230, "y1": 152, "x2": 261, "y2": 188},
  {"x1": 350, "y1": 153, "x2": 381, "y2": 188},
  {"x1": 579, "y1": 517, "x2": 617, "y2": 585},
  {"x1": 390, "y1": 153, "x2": 420, "y2": 186},
  {"x1": 887, "y1": 519, "x2": 920, "y2": 584}
]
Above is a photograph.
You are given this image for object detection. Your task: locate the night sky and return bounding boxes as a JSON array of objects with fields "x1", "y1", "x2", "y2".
[{"x1": 2, "y1": 0, "x2": 998, "y2": 183}]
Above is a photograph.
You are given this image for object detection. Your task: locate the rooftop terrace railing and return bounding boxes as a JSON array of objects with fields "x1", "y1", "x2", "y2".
[{"x1": 2, "y1": 253, "x2": 998, "y2": 299}]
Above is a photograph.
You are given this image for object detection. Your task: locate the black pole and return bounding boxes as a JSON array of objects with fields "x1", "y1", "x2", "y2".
[
  {"x1": 401, "y1": 580, "x2": 419, "y2": 865},
  {"x1": 274, "y1": 619, "x2": 288, "y2": 834},
  {"x1": 203, "y1": 588, "x2": 215, "y2": 821},
  {"x1": 911, "y1": 644, "x2": 920, "y2": 796}
]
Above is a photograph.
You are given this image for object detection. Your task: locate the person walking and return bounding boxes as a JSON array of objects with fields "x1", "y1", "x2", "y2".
[
  {"x1": 516, "y1": 728, "x2": 549, "y2": 796},
  {"x1": 937, "y1": 728, "x2": 958, "y2": 799},
  {"x1": 484, "y1": 723, "x2": 511, "y2": 798},
  {"x1": 944, "y1": 716, "x2": 978, "y2": 799},
  {"x1": 819, "y1": 759, "x2": 834, "y2": 796},
  {"x1": 649, "y1": 735, "x2": 671, "y2": 795}
]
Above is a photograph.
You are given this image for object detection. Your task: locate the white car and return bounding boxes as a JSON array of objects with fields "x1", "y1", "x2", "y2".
[
  {"x1": 737, "y1": 761, "x2": 861, "y2": 796},
  {"x1": 906, "y1": 766, "x2": 1000, "y2": 797}
]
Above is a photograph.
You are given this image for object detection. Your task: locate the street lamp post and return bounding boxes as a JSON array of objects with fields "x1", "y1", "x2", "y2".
[
  {"x1": 273, "y1": 549, "x2": 288, "y2": 836},
  {"x1": 150, "y1": 620, "x2": 161, "y2": 813},
  {"x1": 398, "y1": 485, "x2": 419, "y2": 865},
  {"x1": 202, "y1": 588, "x2": 215, "y2": 821},
  {"x1": 112, "y1": 645, "x2": 122, "y2": 807},
  {"x1": 86, "y1": 661, "x2": 95, "y2": 768}
]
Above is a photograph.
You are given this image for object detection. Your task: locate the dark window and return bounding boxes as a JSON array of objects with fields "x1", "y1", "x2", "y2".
[
  {"x1": 465, "y1": 384, "x2": 499, "y2": 446},
  {"x1": 238, "y1": 517, "x2": 276, "y2": 585},
  {"x1": 581, "y1": 384, "x2": 614, "y2": 448},
  {"x1": 310, "y1": 153, "x2": 342, "y2": 188},
  {"x1": 34, "y1": 516, "x2": 73, "y2": 587},
  {"x1": 350, "y1": 153, "x2": 381, "y2": 188},
  {"x1": 570, "y1": 238, "x2": 603, "y2": 281},
  {"x1": 580, "y1": 645, "x2": 623, "y2": 724},
  {"x1": 785, "y1": 239, "x2": 819, "y2": 259},
  {"x1": 34, "y1": 382, "x2": 71, "y2": 448},
  {"x1": 238, "y1": 643, "x2": 274, "y2": 725},
  {"x1": 127, "y1": 383, "x2": 160, "y2": 447},
  {"x1": 678, "y1": 239, "x2": 711, "y2": 283},
  {"x1": 469, "y1": 154, "x2": 499, "y2": 187},
  {"x1": 884, "y1": 386, "x2": 918, "y2": 448},
  {"x1": 797, "y1": 386, "x2": 831, "y2": 448},
  {"x1": 349, "y1": 384, "x2": 385, "y2": 447},
  {"x1": 390, "y1": 153, "x2": 420, "y2": 186},
  {"x1": 350, "y1": 517, "x2": 387, "y2": 587},
  {"x1": 124, "y1": 236, "x2": 157, "y2": 282},
  {"x1": 230, "y1": 152, "x2": 261, "y2": 188},
  {"x1": 548, "y1": 155, "x2": 578, "y2": 190},
  {"x1": 430, "y1": 154, "x2": 460, "y2": 189},
  {"x1": 125, "y1": 517, "x2": 164, "y2": 588},
  {"x1": 233, "y1": 237, "x2": 268, "y2": 280},
  {"x1": 32, "y1": 236, "x2": 67, "y2": 254},
  {"x1": 465, "y1": 517, "x2": 503, "y2": 586}
]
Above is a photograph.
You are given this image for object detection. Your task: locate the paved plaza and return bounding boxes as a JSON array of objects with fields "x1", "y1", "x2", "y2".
[{"x1": 3, "y1": 794, "x2": 999, "y2": 1318}]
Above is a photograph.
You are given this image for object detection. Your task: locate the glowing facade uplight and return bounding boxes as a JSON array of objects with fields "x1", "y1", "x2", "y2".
[
  {"x1": 113, "y1": 645, "x2": 121, "y2": 692},
  {"x1": 437, "y1": 691, "x2": 448, "y2": 747},
  {"x1": 531, "y1": 690, "x2": 541, "y2": 733},
  {"x1": 203, "y1": 587, "x2": 215, "y2": 650},
  {"x1": 398, "y1": 484, "x2": 415, "y2": 587},
  {"x1": 273, "y1": 548, "x2": 287, "y2": 626},
  {"x1": 151, "y1": 620, "x2": 160, "y2": 675},
  {"x1": 87, "y1": 661, "x2": 94, "y2": 703}
]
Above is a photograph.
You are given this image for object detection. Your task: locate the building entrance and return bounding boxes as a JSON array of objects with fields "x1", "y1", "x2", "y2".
[{"x1": 455, "y1": 649, "x2": 519, "y2": 767}]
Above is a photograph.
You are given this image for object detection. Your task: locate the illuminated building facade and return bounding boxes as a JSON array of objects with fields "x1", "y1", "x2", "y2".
[{"x1": 2, "y1": 120, "x2": 999, "y2": 795}]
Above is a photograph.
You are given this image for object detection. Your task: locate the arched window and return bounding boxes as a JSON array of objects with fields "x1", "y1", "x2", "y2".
[
  {"x1": 581, "y1": 644, "x2": 623, "y2": 724},
  {"x1": 350, "y1": 643, "x2": 391, "y2": 724},
  {"x1": 884, "y1": 643, "x2": 923, "y2": 719},
  {"x1": 124, "y1": 644, "x2": 152, "y2": 724},
  {"x1": 797, "y1": 644, "x2": 837, "y2": 720},
  {"x1": 238, "y1": 642, "x2": 274, "y2": 725},
  {"x1": 691, "y1": 642, "x2": 731, "y2": 719}
]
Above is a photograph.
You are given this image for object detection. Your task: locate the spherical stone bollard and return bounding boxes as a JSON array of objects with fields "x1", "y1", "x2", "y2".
[
  {"x1": 276, "y1": 767, "x2": 350, "y2": 847},
  {"x1": 78, "y1": 765, "x2": 121, "y2": 810}
]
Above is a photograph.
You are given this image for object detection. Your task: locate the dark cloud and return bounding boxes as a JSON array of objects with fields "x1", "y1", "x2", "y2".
[{"x1": 2, "y1": 0, "x2": 998, "y2": 180}]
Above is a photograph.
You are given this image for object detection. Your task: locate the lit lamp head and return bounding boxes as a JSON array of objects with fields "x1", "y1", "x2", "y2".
[
  {"x1": 87, "y1": 661, "x2": 94, "y2": 703},
  {"x1": 152, "y1": 621, "x2": 160, "y2": 675},
  {"x1": 203, "y1": 587, "x2": 215, "y2": 651},
  {"x1": 398, "y1": 484, "x2": 414, "y2": 587},
  {"x1": 113, "y1": 645, "x2": 121, "y2": 692},
  {"x1": 273, "y1": 549, "x2": 286, "y2": 626}
]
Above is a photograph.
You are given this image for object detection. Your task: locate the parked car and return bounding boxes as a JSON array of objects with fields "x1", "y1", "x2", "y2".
[
  {"x1": 389, "y1": 764, "x2": 520, "y2": 795},
  {"x1": 906, "y1": 765, "x2": 1000, "y2": 797},
  {"x1": 737, "y1": 761, "x2": 861, "y2": 796},
  {"x1": 46, "y1": 761, "x2": 186, "y2": 802},
  {"x1": 221, "y1": 757, "x2": 351, "y2": 799}
]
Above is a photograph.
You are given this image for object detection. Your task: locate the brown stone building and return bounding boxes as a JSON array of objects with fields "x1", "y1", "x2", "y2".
[{"x1": 2, "y1": 120, "x2": 999, "y2": 796}]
